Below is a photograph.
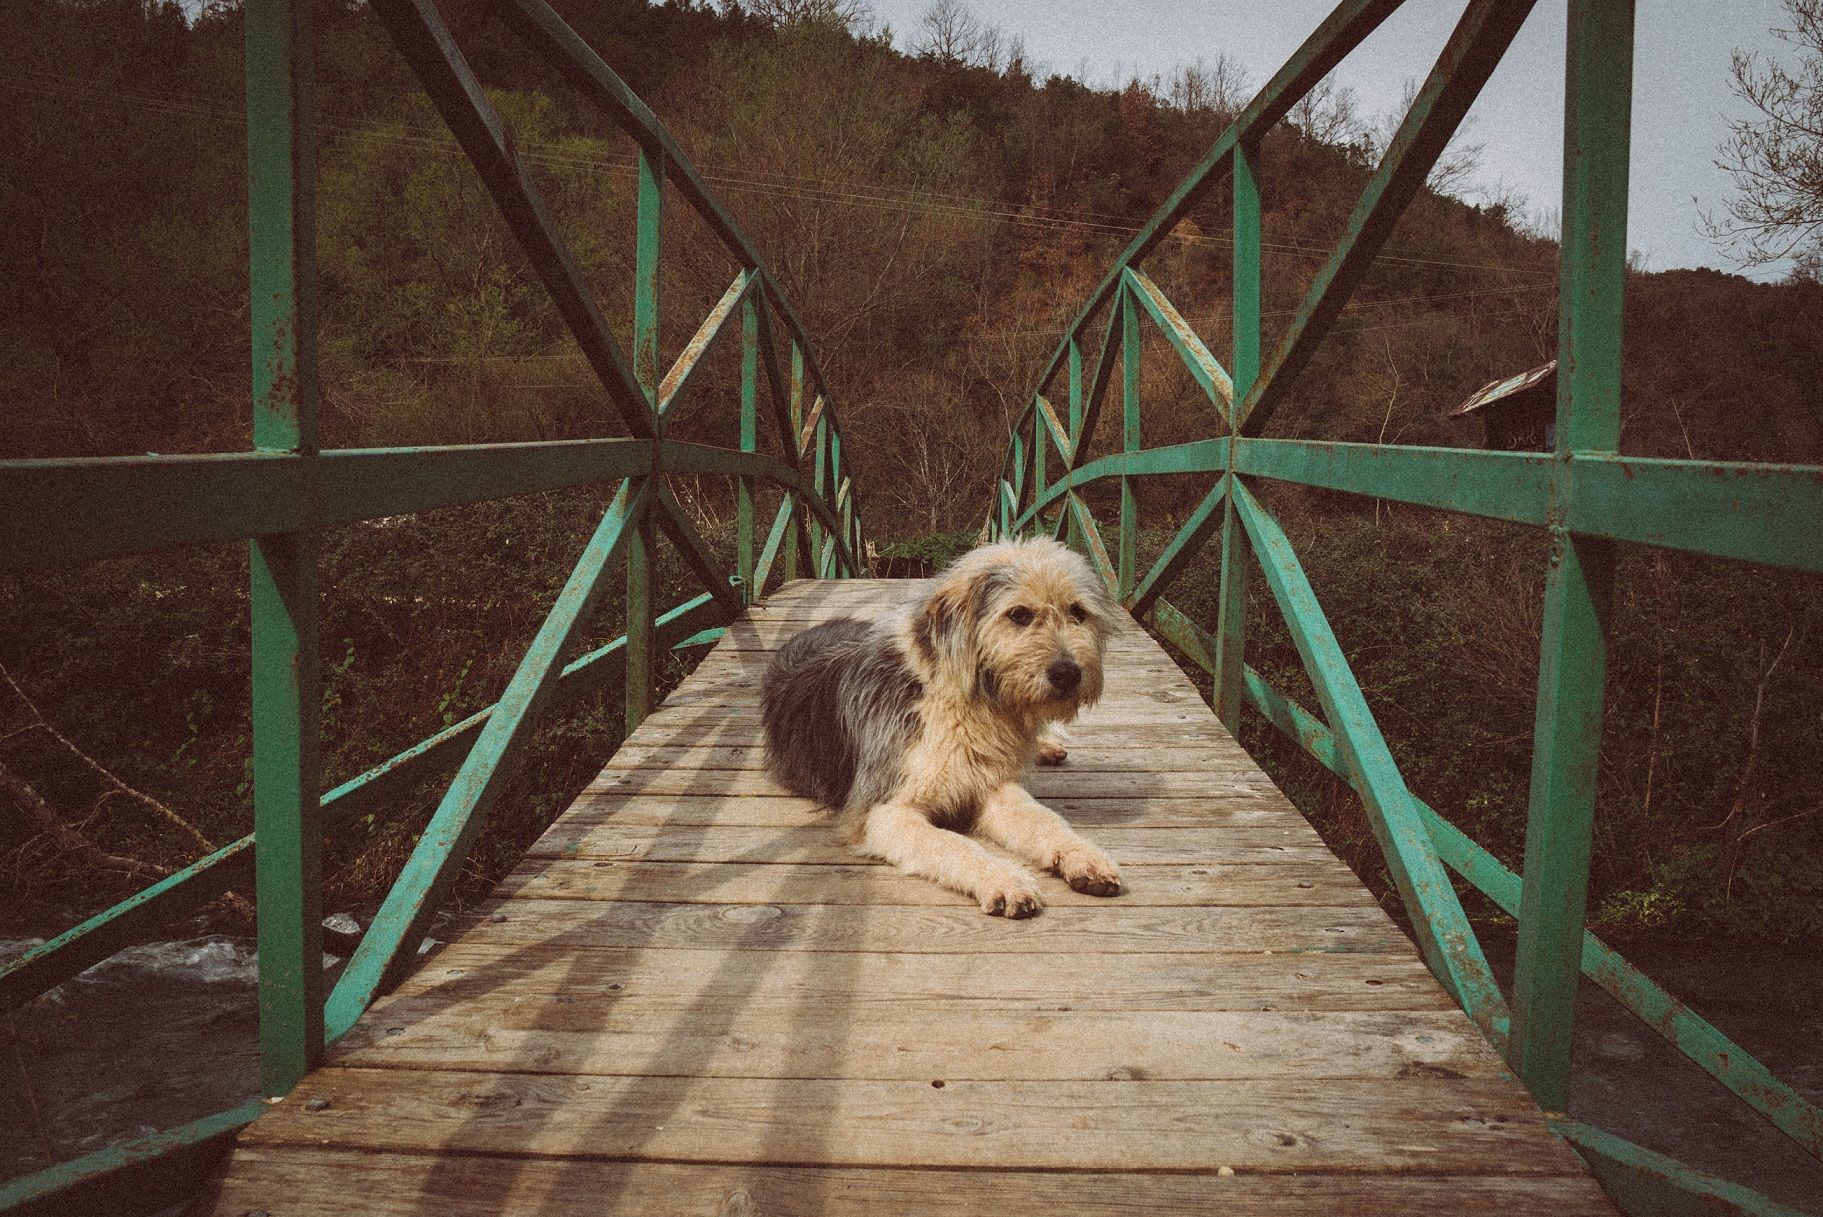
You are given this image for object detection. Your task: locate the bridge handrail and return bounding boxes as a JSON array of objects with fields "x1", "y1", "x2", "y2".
[
  {"x1": 985, "y1": 2, "x2": 1822, "y2": 1214},
  {"x1": 0, "y1": 0, "x2": 869, "y2": 1208}
]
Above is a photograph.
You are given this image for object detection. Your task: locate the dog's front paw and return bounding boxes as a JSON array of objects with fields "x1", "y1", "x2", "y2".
[
  {"x1": 977, "y1": 866, "x2": 1043, "y2": 919},
  {"x1": 1035, "y1": 740, "x2": 1069, "y2": 766},
  {"x1": 1055, "y1": 847, "x2": 1123, "y2": 897}
]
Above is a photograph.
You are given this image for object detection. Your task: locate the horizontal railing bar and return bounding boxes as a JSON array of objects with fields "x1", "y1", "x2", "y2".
[
  {"x1": 0, "y1": 1098, "x2": 265, "y2": 1216},
  {"x1": 1242, "y1": 667, "x2": 1823, "y2": 1161},
  {"x1": 1233, "y1": 440, "x2": 1823, "y2": 571},
  {"x1": 0, "y1": 591, "x2": 724, "y2": 1011},
  {"x1": 1015, "y1": 438, "x2": 1230, "y2": 532},
  {"x1": 0, "y1": 440, "x2": 661, "y2": 571},
  {"x1": 1123, "y1": 266, "x2": 1234, "y2": 420},
  {"x1": 1234, "y1": 438, "x2": 1553, "y2": 525}
]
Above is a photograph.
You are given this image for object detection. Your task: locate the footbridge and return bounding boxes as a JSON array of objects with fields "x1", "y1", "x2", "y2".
[{"x1": 2, "y1": 0, "x2": 1820, "y2": 1214}]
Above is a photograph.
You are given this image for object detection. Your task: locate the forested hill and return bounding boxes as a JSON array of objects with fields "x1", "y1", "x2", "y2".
[
  {"x1": 5, "y1": 0, "x2": 1820, "y2": 525},
  {"x1": 3, "y1": 0, "x2": 1819, "y2": 943}
]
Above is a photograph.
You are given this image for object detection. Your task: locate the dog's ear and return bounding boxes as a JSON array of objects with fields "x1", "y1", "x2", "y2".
[{"x1": 919, "y1": 567, "x2": 1000, "y2": 676}]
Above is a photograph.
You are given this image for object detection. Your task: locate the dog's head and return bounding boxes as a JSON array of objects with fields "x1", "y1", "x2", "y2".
[{"x1": 917, "y1": 537, "x2": 1117, "y2": 720}]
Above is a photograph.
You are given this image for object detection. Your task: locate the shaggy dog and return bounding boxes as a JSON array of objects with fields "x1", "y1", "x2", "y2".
[{"x1": 761, "y1": 538, "x2": 1123, "y2": 917}]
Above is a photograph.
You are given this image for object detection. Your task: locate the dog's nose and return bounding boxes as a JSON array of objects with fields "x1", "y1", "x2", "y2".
[{"x1": 1047, "y1": 658, "x2": 1082, "y2": 695}]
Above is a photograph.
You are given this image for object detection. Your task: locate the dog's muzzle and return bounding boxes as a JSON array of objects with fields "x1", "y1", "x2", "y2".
[{"x1": 1046, "y1": 658, "x2": 1082, "y2": 696}]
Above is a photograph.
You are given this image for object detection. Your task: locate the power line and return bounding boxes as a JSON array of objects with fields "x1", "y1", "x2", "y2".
[{"x1": 8, "y1": 69, "x2": 1558, "y2": 281}]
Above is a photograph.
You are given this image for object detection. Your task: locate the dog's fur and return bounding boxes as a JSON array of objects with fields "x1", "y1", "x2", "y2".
[{"x1": 761, "y1": 538, "x2": 1123, "y2": 917}]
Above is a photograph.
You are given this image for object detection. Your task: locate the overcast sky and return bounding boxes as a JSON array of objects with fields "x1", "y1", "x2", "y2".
[{"x1": 863, "y1": 0, "x2": 1801, "y2": 278}]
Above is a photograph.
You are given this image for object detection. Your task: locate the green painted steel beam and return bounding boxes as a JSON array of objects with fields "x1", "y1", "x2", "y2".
[
  {"x1": 1123, "y1": 266, "x2": 1234, "y2": 422},
  {"x1": 369, "y1": 0, "x2": 650, "y2": 435},
  {"x1": 1065, "y1": 491, "x2": 1118, "y2": 590},
  {"x1": 1129, "y1": 478, "x2": 1228, "y2": 618},
  {"x1": 245, "y1": 0, "x2": 324, "y2": 1099},
  {"x1": 1023, "y1": 0, "x2": 1405, "y2": 403},
  {"x1": 751, "y1": 493, "x2": 797, "y2": 594},
  {"x1": 1234, "y1": 437, "x2": 1554, "y2": 523},
  {"x1": 658, "y1": 270, "x2": 754, "y2": 419},
  {"x1": 492, "y1": 0, "x2": 859, "y2": 450},
  {"x1": 1512, "y1": 0, "x2": 1634, "y2": 1114},
  {"x1": 0, "y1": 1099, "x2": 264, "y2": 1217},
  {"x1": 1233, "y1": 479, "x2": 1510, "y2": 1049},
  {"x1": 738, "y1": 296, "x2": 759, "y2": 602},
  {"x1": 652, "y1": 480, "x2": 745, "y2": 619},
  {"x1": 1217, "y1": 142, "x2": 1262, "y2": 732},
  {"x1": 1568, "y1": 455, "x2": 1823, "y2": 572},
  {"x1": 325, "y1": 480, "x2": 647, "y2": 1040},
  {"x1": 1237, "y1": 0, "x2": 1538, "y2": 437},
  {"x1": 1013, "y1": 439, "x2": 1229, "y2": 533},
  {"x1": 1148, "y1": 597, "x2": 1219, "y2": 673},
  {"x1": 0, "y1": 440, "x2": 668, "y2": 570},
  {"x1": 1035, "y1": 394, "x2": 1074, "y2": 464},
  {"x1": 1119, "y1": 286, "x2": 1142, "y2": 598},
  {"x1": 1241, "y1": 668, "x2": 1823, "y2": 1164},
  {"x1": 1552, "y1": 1122, "x2": 1813, "y2": 1217}
]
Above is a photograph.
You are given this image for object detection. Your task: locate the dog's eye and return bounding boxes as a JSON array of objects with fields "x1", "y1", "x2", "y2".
[
  {"x1": 1068, "y1": 602, "x2": 1087, "y2": 624},
  {"x1": 1006, "y1": 606, "x2": 1035, "y2": 627}
]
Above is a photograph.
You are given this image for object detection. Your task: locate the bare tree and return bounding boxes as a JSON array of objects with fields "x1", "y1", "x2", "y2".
[
  {"x1": 1377, "y1": 77, "x2": 1485, "y2": 197},
  {"x1": 914, "y1": 0, "x2": 1000, "y2": 69},
  {"x1": 1166, "y1": 54, "x2": 1250, "y2": 119},
  {"x1": 743, "y1": 0, "x2": 873, "y2": 32},
  {"x1": 1289, "y1": 76, "x2": 1368, "y2": 148},
  {"x1": 1707, "y1": 0, "x2": 1823, "y2": 273}
]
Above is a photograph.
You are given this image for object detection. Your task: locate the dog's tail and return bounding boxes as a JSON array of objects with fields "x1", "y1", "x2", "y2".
[{"x1": 761, "y1": 617, "x2": 869, "y2": 810}]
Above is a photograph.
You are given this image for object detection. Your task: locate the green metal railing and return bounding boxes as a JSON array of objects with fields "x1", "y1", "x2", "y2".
[
  {"x1": 985, "y1": 2, "x2": 1821, "y2": 1214},
  {"x1": 0, "y1": 0, "x2": 866, "y2": 1210}
]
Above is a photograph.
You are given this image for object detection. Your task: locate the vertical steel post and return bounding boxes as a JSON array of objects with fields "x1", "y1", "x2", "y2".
[
  {"x1": 626, "y1": 145, "x2": 663, "y2": 732},
  {"x1": 738, "y1": 290, "x2": 758, "y2": 601},
  {"x1": 1066, "y1": 336, "x2": 1085, "y2": 554},
  {"x1": 1215, "y1": 140, "x2": 1262, "y2": 732},
  {"x1": 1118, "y1": 286, "x2": 1141, "y2": 599},
  {"x1": 784, "y1": 342, "x2": 804, "y2": 583},
  {"x1": 245, "y1": 0, "x2": 323, "y2": 1095},
  {"x1": 1511, "y1": 0, "x2": 1633, "y2": 1112},
  {"x1": 1032, "y1": 402, "x2": 1046, "y2": 538},
  {"x1": 812, "y1": 416, "x2": 829, "y2": 575}
]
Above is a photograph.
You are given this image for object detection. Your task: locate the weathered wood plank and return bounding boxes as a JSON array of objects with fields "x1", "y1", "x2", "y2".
[
  {"x1": 553, "y1": 791, "x2": 1303, "y2": 829},
  {"x1": 386, "y1": 943, "x2": 1455, "y2": 1012},
  {"x1": 432, "y1": 897, "x2": 1407, "y2": 955},
  {"x1": 330, "y1": 1003, "x2": 1507, "y2": 1081},
  {"x1": 524, "y1": 822, "x2": 1339, "y2": 866},
  {"x1": 237, "y1": 1070, "x2": 1597, "y2": 1177},
  {"x1": 493, "y1": 858, "x2": 1377, "y2": 906},
  {"x1": 204, "y1": 1147, "x2": 1617, "y2": 1217},
  {"x1": 579, "y1": 767, "x2": 1286, "y2": 800}
]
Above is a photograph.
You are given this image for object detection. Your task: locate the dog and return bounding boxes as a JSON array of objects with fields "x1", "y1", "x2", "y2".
[{"x1": 761, "y1": 537, "x2": 1123, "y2": 917}]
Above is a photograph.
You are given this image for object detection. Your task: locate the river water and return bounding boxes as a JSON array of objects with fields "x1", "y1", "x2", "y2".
[{"x1": 2, "y1": 909, "x2": 1820, "y2": 1212}]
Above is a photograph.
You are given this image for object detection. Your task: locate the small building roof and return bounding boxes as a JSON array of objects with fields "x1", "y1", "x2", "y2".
[{"x1": 1448, "y1": 359, "x2": 1556, "y2": 417}]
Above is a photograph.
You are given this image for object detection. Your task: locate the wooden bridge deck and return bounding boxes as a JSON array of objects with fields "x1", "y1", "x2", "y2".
[{"x1": 202, "y1": 579, "x2": 1614, "y2": 1216}]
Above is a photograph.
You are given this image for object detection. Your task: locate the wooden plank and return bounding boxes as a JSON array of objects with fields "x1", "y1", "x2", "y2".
[
  {"x1": 387, "y1": 943, "x2": 1455, "y2": 1011},
  {"x1": 578, "y1": 768, "x2": 1290, "y2": 801},
  {"x1": 329, "y1": 1003, "x2": 1509, "y2": 1081},
  {"x1": 598, "y1": 742, "x2": 1263, "y2": 776},
  {"x1": 203, "y1": 1147, "x2": 1620, "y2": 1217},
  {"x1": 544, "y1": 792, "x2": 1300, "y2": 830},
  {"x1": 427, "y1": 897, "x2": 1408, "y2": 955},
  {"x1": 618, "y1": 715, "x2": 1249, "y2": 750},
  {"x1": 237, "y1": 1069, "x2": 1598, "y2": 1176},
  {"x1": 493, "y1": 859, "x2": 1378, "y2": 907},
  {"x1": 524, "y1": 823, "x2": 1340, "y2": 866}
]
